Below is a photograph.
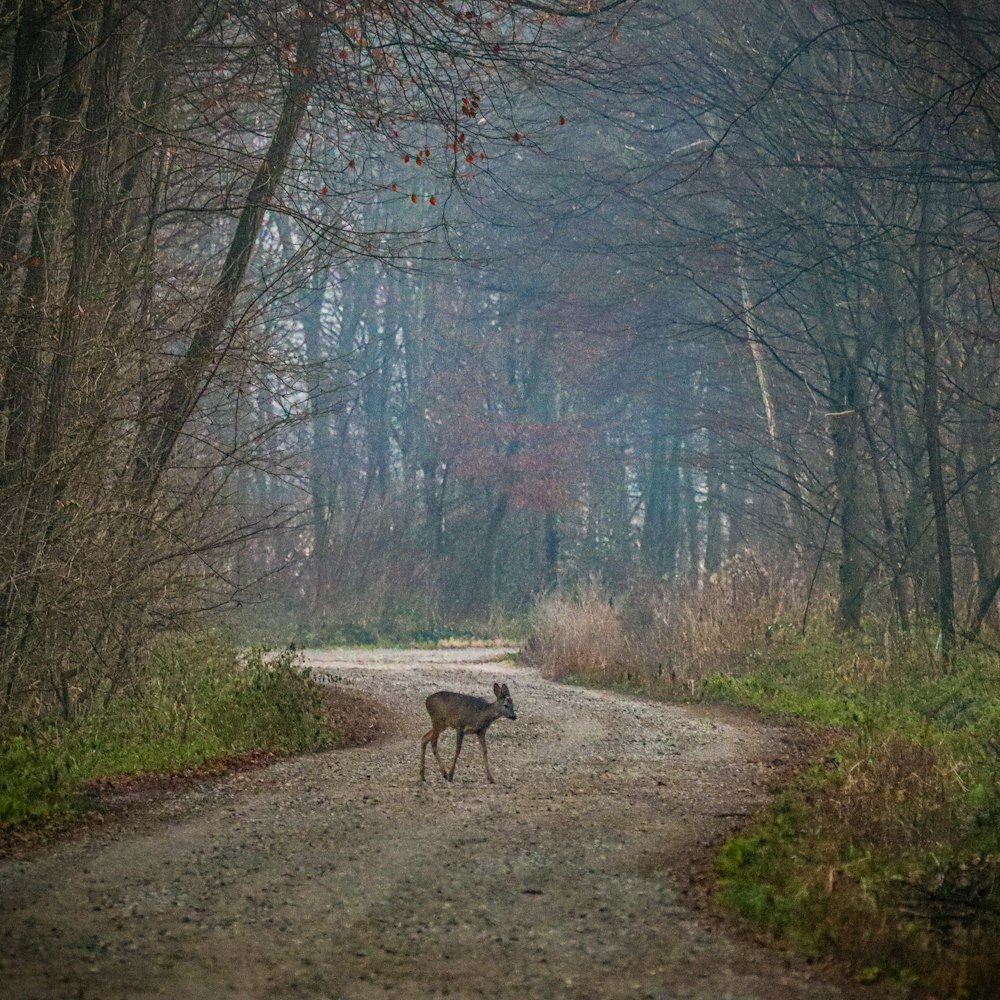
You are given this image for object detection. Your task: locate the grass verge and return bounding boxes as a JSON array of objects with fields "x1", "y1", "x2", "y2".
[
  {"x1": 0, "y1": 636, "x2": 388, "y2": 840},
  {"x1": 706, "y1": 626, "x2": 1000, "y2": 997},
  {"x1": 526, "y1": 582, "x2": 1000, "y2": 998}
]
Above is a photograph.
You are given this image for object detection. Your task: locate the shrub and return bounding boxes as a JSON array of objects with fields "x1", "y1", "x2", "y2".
[
  {"x1": 621, "y1": 553, "x2": 807, "y2": 688},
  {"x1": 708, "y1": 636, "x2": 1000, "y2": 996},
  {"x1": 0, "y1": 734, "x2": 77, "y2": 825},
  {"x1": 0, "y1": 636, "x2": 334, "y2": 828}
]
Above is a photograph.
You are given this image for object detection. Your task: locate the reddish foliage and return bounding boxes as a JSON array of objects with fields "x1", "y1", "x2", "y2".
[{"x1": 450, "y1": 416, "x2": 591, "y2": 512}]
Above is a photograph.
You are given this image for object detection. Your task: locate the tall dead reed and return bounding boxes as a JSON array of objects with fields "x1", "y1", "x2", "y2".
[{"x1": 527, "y1": 553, "x2": 808, "y2": 693}]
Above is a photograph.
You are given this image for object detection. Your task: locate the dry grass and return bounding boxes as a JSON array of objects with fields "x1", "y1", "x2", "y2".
[
  {"x1": 527, "y1": 554, "x2": 806, "y2": 693},
  {"x1": 527, "y1": 584, "x2": 626, "y2": 681},
  {"x1": 820, "y1": 737, "x2": 969, "y2": 854}
]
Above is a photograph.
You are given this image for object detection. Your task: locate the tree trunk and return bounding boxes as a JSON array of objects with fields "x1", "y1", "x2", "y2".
[
  {"x1": 829, "y1": 395, "x2": 865, "y2": 630},
  {"x1": 858, "y1": 405, "x2": 909, "y2": 628},
  {"x1": 739, "y1": 253, "x2": 802, "y2": 546},
  {"x1": 682, "y1": 442, "x2": 701, "y2": 587},
  {"x1": 641, "y1": 409, "x2": 679, "y2": 577},
  {"x1": 0, "y1": 0, "x2": 100, "y2": 477},
  {"x1": 703, "y1": 433, "x2": 725, "y2": 575},
  {"x1": 917, "y1": 190, "x2": 955, "y2": 664},
  {"x1": 0, "y1": 0, "x2": 58, "y2": 269},
  {"x1": 132, "y1": 4, "x2": 322, "y2": 488},
  {"x1": 543, "y1": 511, "x2": 560, "y2": 591},
  {"x1": 954, "y1": 439, "x2": 1000, "y2": 639},
  {"x1": 463, "y1": 492, "x2": 509, "y2": 616},
  {"x1": 33, "y1": 0, "x2": 126, "y2": 478},
  {"x1": 302, "y1": 271, "x2": 337, "y2": 609},
  {"x1": 815, "y1": 275, "x2": 868, "y2": 632}
]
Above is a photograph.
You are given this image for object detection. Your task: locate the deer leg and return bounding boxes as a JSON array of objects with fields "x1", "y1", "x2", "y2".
[
  {"x1": 420, "y1": 728, "x2": 434, "y2": 781},
  {"x1": 476, "y1": 730, "x2": 495, "y2": 784},
  {"x1": 447, "y1": 728, "x2": 465, "y2": 781},
  {"x1": 429, "y1": 725, "x2": 449, "y2": 780}
]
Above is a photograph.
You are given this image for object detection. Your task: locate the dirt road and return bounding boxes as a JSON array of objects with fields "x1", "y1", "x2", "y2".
[{"x1": 1, "y1": 648, "x2": 888, "y2": 1000}]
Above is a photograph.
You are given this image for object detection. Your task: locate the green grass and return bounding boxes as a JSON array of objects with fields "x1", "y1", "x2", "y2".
[
  {"x1": 702, "y1": 623, "x2": 1000, "y2": 997},
  {"x1": 0, "y1": 638, "x2": 337, "y2": 830},
  {"x1": 526, "y1": 585, "x2": 1000, "y2": 994}
]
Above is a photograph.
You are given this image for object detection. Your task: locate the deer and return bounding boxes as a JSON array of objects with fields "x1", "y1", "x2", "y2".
[{"x1": 419, "y1": 681, "x2": 517, "y2": 784}]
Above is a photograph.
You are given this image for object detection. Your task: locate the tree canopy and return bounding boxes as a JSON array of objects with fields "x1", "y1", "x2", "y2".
[{"x1": 4, "y1": 0, "x2": 1000, "y2": 709}]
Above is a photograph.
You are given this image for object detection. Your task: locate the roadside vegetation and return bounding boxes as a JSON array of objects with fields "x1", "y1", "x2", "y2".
[
  {"x1": 0, "y1": 607, "x2": 513, "y2": 845},
  {"x1": 525, "y1": 568, "x2": 1000, "y2": 998},
  {"x1": 230, "y1": 603, "x2": 526, "y2": 651},
  {"x1": 0, "y1": 638, "x2": 384, "y2": 837}
]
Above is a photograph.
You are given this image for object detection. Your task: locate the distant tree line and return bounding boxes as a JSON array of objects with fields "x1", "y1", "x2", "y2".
[
  {"x1": 4, "y1": 1, "x2": 1000, "y2": 714},
  {"x1": 247, "y1": 2, "x2": 1000, "y2": 667}
]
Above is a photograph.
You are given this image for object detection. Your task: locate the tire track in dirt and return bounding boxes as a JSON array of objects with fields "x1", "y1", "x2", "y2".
[{"x1": 0, "y1": 648, "x2": 892, "y2": 1000}]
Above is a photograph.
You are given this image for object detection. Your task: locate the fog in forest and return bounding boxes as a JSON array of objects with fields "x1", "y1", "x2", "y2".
[{"x1": 4, "y1": 0, "x2": 1000, "y2": 692}]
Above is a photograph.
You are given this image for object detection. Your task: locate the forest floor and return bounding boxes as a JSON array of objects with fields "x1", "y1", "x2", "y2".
[{"x1": 0, "y1": 648, "x2": 902, "y2": 1000}]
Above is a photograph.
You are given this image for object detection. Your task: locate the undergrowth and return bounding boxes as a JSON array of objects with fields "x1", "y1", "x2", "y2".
[
  {"x1": 708, "y1": 627, "x2": 1000, "y2": 998},
  {"x1": 230, "y1": 600, "x2": 527, "y2": 649},
  {"x1": 0, "y1": 637, "x2": 338, "y2": 830},
  {"x1": 526, "y1": 577, "x2": 1000, "y2": 998}
]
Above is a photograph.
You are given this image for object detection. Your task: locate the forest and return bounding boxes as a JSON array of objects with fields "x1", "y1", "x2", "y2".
[
  {"x1": 4, "y1": 0, "x2": 1000, "y2": 700},
  {"x1": 3, "y1": 2, "x2": 1000, "y2": 993}
]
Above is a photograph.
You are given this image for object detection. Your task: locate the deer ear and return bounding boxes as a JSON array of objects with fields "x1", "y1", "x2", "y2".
[
  {"x1": 500, "y1": 683, "x2": 510, "y2": 697},
  {"x1": 493, "y1": 682, "x2": 502, "y2": 697}
]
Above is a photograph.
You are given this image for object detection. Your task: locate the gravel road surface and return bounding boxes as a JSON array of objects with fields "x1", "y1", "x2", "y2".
[{"x1": 0, "y1": 648, "x2": 893, "y2": 1000}]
